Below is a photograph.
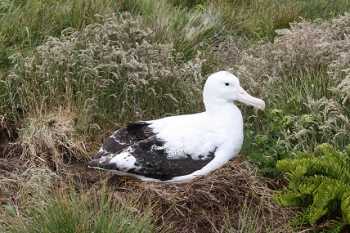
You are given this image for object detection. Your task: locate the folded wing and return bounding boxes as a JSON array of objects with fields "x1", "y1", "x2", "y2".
[{"x1": 89, "y1": 121, "x2": 217, "y2": 181}]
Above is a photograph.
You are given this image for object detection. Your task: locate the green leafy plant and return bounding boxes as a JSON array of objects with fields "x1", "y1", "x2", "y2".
[{"x1": 275, "y1": 144, "x2": 350, "y2": 230}]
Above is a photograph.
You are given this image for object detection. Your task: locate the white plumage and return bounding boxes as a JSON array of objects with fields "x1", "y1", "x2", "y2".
[{"x1": 88, "y1": 71, "x2": 265, "y2": 183}]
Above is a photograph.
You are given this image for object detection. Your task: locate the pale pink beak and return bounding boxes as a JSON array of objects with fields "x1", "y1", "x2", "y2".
[{"x1": 237, "y1": 87, "x2": 265, "y2": 110}]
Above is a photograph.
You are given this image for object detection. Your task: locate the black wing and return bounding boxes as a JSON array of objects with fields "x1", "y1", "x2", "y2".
[
  {"x1": 89, "y1": 129, "x2": 217, "y2": 181},
  {"x1": 92, "y1": 122, "x2": 154, "y2": 159},
  {"x1": 122, "y1": 136, "x2": 216, "y2": 181}
]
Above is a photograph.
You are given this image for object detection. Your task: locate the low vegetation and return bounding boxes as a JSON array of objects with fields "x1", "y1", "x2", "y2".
[
  {"x1": 237, "y1": 15, "x2": 350, "y2": 177},
  {"x1": 2, "y1": 13, "x2": 205, "y2": 135},
  {"x1": 0, "y1": 0, "x2": 120, "y2": 68},
  {"x1": 2, "y1": 189, "x2": 155, "y2": 233},
  {"x1": 276, "y1": 144, "x2": 350, "y2": 232},
  {"x1": 1, "y1": 0, "x2": 350, "y2": 232}
]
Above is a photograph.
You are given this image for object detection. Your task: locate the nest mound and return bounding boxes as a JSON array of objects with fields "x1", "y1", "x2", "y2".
[{"x1": 99, "y1": 160, "x2": 294, "y2": 233}]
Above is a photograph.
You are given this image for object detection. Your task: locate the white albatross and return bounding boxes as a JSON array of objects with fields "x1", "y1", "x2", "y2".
[{"x1": 88, "y1": 71, "x2": 265, "y2": 183}]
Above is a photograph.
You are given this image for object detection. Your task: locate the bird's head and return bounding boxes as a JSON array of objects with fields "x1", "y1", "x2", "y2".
[{"x1": 203, "y1": 71, "x2": 265, "y2": 110}]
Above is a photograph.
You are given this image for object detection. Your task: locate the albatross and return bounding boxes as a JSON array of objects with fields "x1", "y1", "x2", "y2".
[{"x1": 88, "y1": 71, "x2": 265, "y2": 183}]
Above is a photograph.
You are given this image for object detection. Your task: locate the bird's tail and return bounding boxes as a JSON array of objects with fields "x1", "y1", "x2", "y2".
[{"x1": 87, "y1": 158, "x2": 100, "y2": 168}]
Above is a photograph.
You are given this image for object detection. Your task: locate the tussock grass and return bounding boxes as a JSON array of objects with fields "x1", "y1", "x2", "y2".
[
  {"x1": 118, "y1": 0, "x2": 221, "y2": 59},
  {"x1": 17, "y1": 110, "x2": 87, "y2": 170},
  {"x1": 0, "y1": 0, "x2": 119, "y2": 67},
  {"x1": 214, "y1": 0, "x2": 350, "y2": 39},
  {"x1": 2, "y1": 13, "x2": 205, "y2": 135},
  {"x1": 223, "y1": 200, "x2": 266, "y2": 233},
  {"x1": 210, "y1": 0, "x2": 300, "y2": 39},
  {"x1": 0, "y1": 166, "x2": 57, "y2": 222},
  {"x1": 119, "y1": 0, "x2": 350, "y2": 45},
  {"x1": 1, "y1": 187, "x2": 155, "y2": 233},
  {"x1": 1, "y1": 0, "x2": 349, "y2": 70}
]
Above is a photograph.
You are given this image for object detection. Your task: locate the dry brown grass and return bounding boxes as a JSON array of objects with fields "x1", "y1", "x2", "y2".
[
  {"x1": 0, "y1": 157, "x2": 25, "y2": 205},
  {"x1": 0, "y1": 163, "x2": 57, "y2": 225},
  {"x1": 0, "y1": 115, "x2": 17, "y2": 147},
  {"x1": 0, "y1": 111, "x2": 88, "y2": 212},
  {"x1": 0, "y1": 116, "x2": 22, "y2": 201},
  {"x1": 15, "y1": 110, "x2": 88, "y2": 171},
  {"x1": 0, "y1": 116, "x2": 58, "y2": 208}
]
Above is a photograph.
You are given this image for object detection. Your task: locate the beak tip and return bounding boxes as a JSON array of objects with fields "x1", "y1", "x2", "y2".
[
  {"x1": 253, "y1": 99, "x2": 265, "y2": 110},
  {"x1": 259, "y1": 101, "x2": 266, "y2": 110},
  {"x1": 237, "y1": 87, "x2": 265, "y2": 110}
]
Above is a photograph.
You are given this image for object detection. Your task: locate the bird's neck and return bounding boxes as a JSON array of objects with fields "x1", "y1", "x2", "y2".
[
  {"x1": 204, "y1": 99, "x2": 242, "y2": 121},
  {"x1": 204, "y1": 101, "x2": 244, "y2": 153}
]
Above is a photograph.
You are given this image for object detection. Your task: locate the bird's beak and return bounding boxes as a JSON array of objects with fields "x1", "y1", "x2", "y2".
[{"x1": 237, "y1": 87, "x2": 265, "y2": 110}]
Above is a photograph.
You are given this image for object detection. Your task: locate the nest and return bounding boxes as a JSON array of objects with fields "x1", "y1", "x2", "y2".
[{"x1": 94, "y1": 160, "x2": 295, "y2": 233}]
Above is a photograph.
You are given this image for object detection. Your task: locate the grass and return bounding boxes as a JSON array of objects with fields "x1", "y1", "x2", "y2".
[
  {"x1": 266, "y1": 69, "x2": 332, "y2": 113},
  {"x1": 0, "y1": 0, "x2": 119, "y2": 68},
  {"x1": 2, "y1": 0, "x2": 349, "y2": 69},
  {"x1": 118, "y1": 0, "x2": 221, "y2": 59},
  {"x1": 213, "y1": 0, "x2": 350, "y2": 39},
  {"x1": 1, "y1": 13, "x2": 205, "y2": 136},
  {"x1": 236, "y1": 14, "x2": 350, "y2": 177},
  {"x1": 17, "y1": 110, "x2": 88, "y2": 169},
  {"x1": 1, "y1": 0, "x2": 350, "y2": 232},
  {"x1": 1, "y1": 189, "x2": 155, "y2": 233},
  {"x1": 118, "y1": 0, "x2": 350, "y2": 43},
  {"x1": 243, "y1": 69, "x2": 350, "y2": 176},
  {"x1": 223, "y1": 200, "x2": 264, "y2": 233}
]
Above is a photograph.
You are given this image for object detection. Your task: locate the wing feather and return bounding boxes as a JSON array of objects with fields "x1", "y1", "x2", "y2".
[
  {"x1": 92, "y1": 122, "x2": 152, "y2": 159},
  {"x1": 89, "y1": 129, "x2": 216, "y2": 181}
]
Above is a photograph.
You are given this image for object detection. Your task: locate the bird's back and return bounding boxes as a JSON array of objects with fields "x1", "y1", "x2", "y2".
[{"x1": 148, "y1": 112, "x2": 224, "y2": 160}]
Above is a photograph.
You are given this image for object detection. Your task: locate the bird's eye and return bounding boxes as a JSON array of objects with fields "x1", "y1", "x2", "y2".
[{"x1": 225, "y1": 82, "x2": 229, "y2": 86}]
